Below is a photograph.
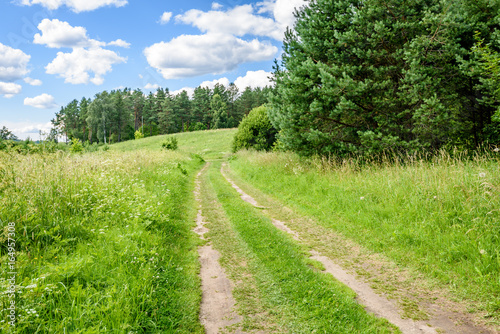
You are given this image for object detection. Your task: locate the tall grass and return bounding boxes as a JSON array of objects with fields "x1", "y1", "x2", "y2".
[
  {"x1": 230, "y1": 149, "x2": 500, "y2": 318},
  {"x1": 0, "y1": 149, "x2": 204, "y2": 333}
]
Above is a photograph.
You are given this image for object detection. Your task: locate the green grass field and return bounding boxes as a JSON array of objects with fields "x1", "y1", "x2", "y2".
[{"x1": 111, "y1": 129, "x2": 235, "y2": 161}]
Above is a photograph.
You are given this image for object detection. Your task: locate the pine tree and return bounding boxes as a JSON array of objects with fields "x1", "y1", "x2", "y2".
[
  {"x1": 270, "y1": 0, "x2": 500, "y2": 156},
  {"x1": 211, "y1": 94, "x2": 227, "y2": 129},
  {"x1": 192, "y1": 86, "x2": 212, "y2": 129}
]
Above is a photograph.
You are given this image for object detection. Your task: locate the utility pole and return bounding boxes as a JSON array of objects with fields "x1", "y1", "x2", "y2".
[{"x1": 142, "y1": 115, "x2": 144, "y2": 133}]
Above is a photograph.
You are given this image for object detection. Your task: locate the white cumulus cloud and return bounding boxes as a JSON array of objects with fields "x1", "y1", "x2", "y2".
[
  {"x1": 176, "y1": 5, "x2": 282, "y2": 40},
  {"x1": 144, "y1": 33, "x2": 277, "y2": 79},
  {"x1": 46, "y1": 48, "x2": 126, "y2": 85},
  {"x1": 0, "y1": 43, "x2": 31, "y2": 82},
  {"x1": 211, "y1": 2, "x2": 223, "y2": 10},
  {"x1": 24, "y1": 93, "x2": 58, "y2": 109},
  {"x1": 234, "y1": 70, "x2": 272, "y2": 89},
  {"x1": 108, "y1": 39, "x2": 131, "y2": 48},
  {"x1": 24, "y1": 77, "x2": 43, "y2": 86},
  {"x1": 145, "y1": 1, "x2": 302, "y2": 81},
  {"x1": 199, "y1": 77, "x2": 230, "y2": 89},
  {"x1": 35, "y1": 19, "x2": 127, "y2": 85},
  {"x1": 159, "y1": 12, "x2": 172, "y2": 24},
  {"x1": 34, "y1": 19, "x2": 104, "y2": 48},
  {"x1": 0, "y1": 82, "x2": 22, "y2": 98},
  {"x1": 19, "y1": 0, "x2": 128, "y2": 13},
  {"x1": 144, "y1": 83, "x2": 160, "y2": 90},
  {"x1": 170, "y1": 87, "x2": 195, "y2": 97},
  {"x1": 258, "y1": 0, "x2": 306, "y2": 32}
]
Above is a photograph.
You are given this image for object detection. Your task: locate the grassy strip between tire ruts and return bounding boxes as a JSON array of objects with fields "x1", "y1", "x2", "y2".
[
  {"x1": 0, "y1": 149, "x2": 205, "y2": 333},
  {"x1": 199, "y1": 163, "x2": 279, "y2": 333},
  {"x1": 206, "y1": 161, "x2": 398, "y2": 333}
]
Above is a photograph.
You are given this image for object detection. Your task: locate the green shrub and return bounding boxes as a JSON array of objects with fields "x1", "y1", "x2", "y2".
[
  {"x1": 162, "y1": 136, "x2": 178, "y2": 150},
  {"x1": 69, "y1": 138, "x2": 84, "y2": 153},
  {"x1": 233, "y1": 105, "x2": 277, "y2": 152},
  {"x1": 134, "y1": 130, "x2": 144, "y2": 140},
  {"x1": 192, "y1": 122, "x2": 207, "y2": 131}
]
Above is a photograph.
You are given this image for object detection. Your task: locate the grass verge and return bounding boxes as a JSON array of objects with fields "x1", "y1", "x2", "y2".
[{"x1": 0, "y1": 149, "x2": 204, "y2": 333}]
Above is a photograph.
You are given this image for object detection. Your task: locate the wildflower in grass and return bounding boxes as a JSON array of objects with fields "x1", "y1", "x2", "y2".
[
  {"x1": 479, "y1": 172, "x2": 486, "y2": 178},
  {"x1": 360, "y1": 197, "x2": 365, "y2": 200},
  {"x1": 480, "y1": 249, "x2": 486, "y2": 255},
  {"x1": 494, "y1": 148, "x2": 499, "y2": 152}
]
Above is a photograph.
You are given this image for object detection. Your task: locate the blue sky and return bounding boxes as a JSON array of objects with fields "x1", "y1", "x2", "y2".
[{"x1": 0, "y1": 0, "x2": 304, "y2": 139}]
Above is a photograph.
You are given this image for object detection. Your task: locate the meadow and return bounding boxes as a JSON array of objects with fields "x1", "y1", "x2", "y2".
[
  {"x1": 0, "y1": 144, "x2": 208, "y2": 332},
  {"x1": 1, "y1": 128, "x2": 499, "y2": 332}
]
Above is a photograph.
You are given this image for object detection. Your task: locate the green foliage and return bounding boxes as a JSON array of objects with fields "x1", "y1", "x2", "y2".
[
  {"x1": 69, "y1": 138, "x2": 84, "y2": 153},
  {"x1": 473, "y1": 32, "x2": 500, "y2": 122},
  {"x1": 162, "y1": 136, "x2": 178, "y2": 150},
  {"x1": 270, "y1": 0, "x2": 500, "y2": 156},
  {"x1": 0, "y1": 138, "x2": 65, "y2": 155},
  {"x1": 192, "y1": 122, "x2": 207, "y2": 131},
  {"x1": 134, "y1": 130, "x2": 144, "y2": 140},
  {"x1": 211, "y1": 93, "x2": 228, "y2": 129},
  {"x1": 51, "y1": 83, "x2": 272, "y2": 148},
  {"x1": 232, "y1": 105, "x2": 277, "y2": 152}
]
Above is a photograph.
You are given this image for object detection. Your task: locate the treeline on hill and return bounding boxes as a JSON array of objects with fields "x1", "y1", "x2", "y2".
[
  {"x1": 264, "y1": 0, "x2": 500, "y2": 157},
  {"x1": 52, "y1": 83, "x2": 272, "y2": 144}
]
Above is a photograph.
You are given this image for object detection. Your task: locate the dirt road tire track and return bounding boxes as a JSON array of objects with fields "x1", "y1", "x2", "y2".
[{"x1": 194, "y1": 164, "x2": 242, "y2": 334}]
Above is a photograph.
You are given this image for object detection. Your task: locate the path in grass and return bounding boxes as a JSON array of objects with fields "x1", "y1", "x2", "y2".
[
  {"x1": 219, "y1": 163, "x2": 493, "y2": 334},
  {"x1": 193, "y1": 163, "x2": 241, "y2": 334}
]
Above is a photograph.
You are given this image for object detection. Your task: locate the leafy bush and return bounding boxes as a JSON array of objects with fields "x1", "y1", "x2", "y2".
[
  {"x1": 233, "y1": 105, "x2": 277, "y2": 152},
  {"x1": 134, "y1": 130, "x2": 144, "y2": 140},
  {"x1": 192, "y1": 122, "x2": 207, "y2": 131},
  {"x1": 69, "y1": 138, "x2": 84, "y2": 153},
  {"x1": 162, "y1": 136, "x2": 178, "y2": 150}
]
